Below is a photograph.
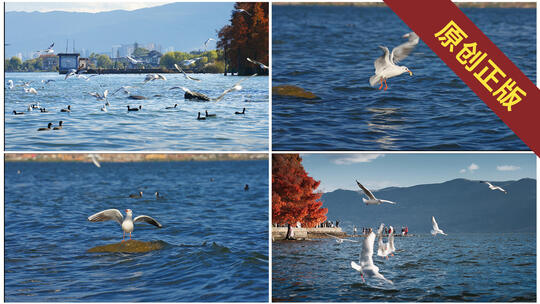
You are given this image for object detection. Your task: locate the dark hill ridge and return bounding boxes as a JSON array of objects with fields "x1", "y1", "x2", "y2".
[
  {"x1": 5, "y1": 2, "x2": 233, "y2": 57},
  {"x1": 321, "y1": 178, "x2": 536, "y2": 233}
]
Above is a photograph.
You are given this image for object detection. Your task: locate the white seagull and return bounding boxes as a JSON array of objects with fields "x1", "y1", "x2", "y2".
[
  {"x1": 88, "y1": 154, "x2": 101, "y2": 167},
  {"x1": 369, "y1": 32, "x2": 419, "y2": 90},
  {"x1": 181, "y1": 58, "x2": 202, "y2": 66},
  {"x1": 480, "y1": 181, "x2": 507, "y2": 194},
  {"x1": 37, "y1": 42, "x2": 54, "y2": 54},
  {"x1": 235, "y1": 8, "x2": 251, "y2": 16},
  {"x1": 7, "y1": 80, "x2": 14, "y2": 89},
  {"x1": 88, "y1": 209, "x2": 162, "y2": 241},
  {"x1": 24, "y1": 87, "x2": 38, "y2": 95},
  {"x1": 89, "y1": 90, "x2": 109, "y2": 101},
  {"x1": 144, "y1": 73, "x2": 167, "y2": 83},
  {"x1": 204, "y1": 38, "x2": 215, "y2": 50},
  {"x1": 325, "y1": 233, "x2": 358, "y2": 244},
  {"x1": 111, "y1": 85, "x2": 138, "y2": 96},
  {"x1": 356, "y1": 180, "x2": 397, "y2": 205},
  {"x1": 351, "y1": 230, "x2": 393, "y2": 284},
  {"x1": 247, "y1": 58, "x2": 269, "y2": 70},
  {"x1": 174, "y1": 64, "x2": 201, "y2": 82},
  {"x1": 213, "y1": 73, "x2": 257, "y2": 101},
  {"x1": 431, "y1": 216, "x2": 447, "y2": 236},
  {"x1": 376, "y1": 223, "x2": 392, "y2": 258},
  {"x1": 127, "y1": 55, "x2": 142, "y2": 65},
  {"x1": 388, "y1": 226, "x2": 396, "y2": 254}
]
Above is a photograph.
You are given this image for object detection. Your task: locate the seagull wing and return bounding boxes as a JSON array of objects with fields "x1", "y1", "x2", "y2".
[
  {"x1": 343, "y1": 239, "x2": 359, "y2": 243},
  {"x1": 380, "y1": 199, "x2": 397, "y2": 205},
  {"x1": 88, "y1": 92, "x2": 100, "y2": 98},
  {"x1": 432, "y1": 216, "x2": 440, "y2": 231},
  {"x1": 356, "y1": 180, "x2": 376, "y2": 200},
  {"x1": 134, "y1": 215, "x2": 162, "y2": 228},
  {"x1": 88, "y1": 209, "x2": 123, "y2": 225},
  {"x1": 374, "y1": 46, "x2": 391, "y2": 73},
  {"x1": 391, "y1": 32, "x2": 419, "y2": 64}
]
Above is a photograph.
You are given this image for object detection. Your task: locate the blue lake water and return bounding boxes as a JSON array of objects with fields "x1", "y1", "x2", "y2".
[
  {"x1": 5, "y1": 73, "x2": 269, "y2": 151},
  {"x1": 272, "y1": 6, "x2": 536, "y2": 150},
  {"x1": 4, "y1": 160, "x2": 269, "y2": 302},
  {"x1": 272, "y1": 233, "x2": 536, "y2": 302}
]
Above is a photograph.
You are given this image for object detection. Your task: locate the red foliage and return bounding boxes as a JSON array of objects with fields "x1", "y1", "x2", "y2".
[
  {"x1": 272, "y1": 154, "x2": 328, "y2": 228},
  {"x1": 217, "y1": 2, "x2": 269, "y2": 75}
]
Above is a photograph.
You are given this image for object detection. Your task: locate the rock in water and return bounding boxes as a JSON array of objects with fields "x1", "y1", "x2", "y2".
[
  {"x1": 272, "y1": 85, "x2": 318, "y2": 99},
  {"x1": 128, "y1": 95, "x2": 147, "y2": 100},
  {"x1": 184, "y1": 91, "x2": 211, "y2": 101},
  {"x1": 87, "y1": 240, "x2": 165, "y2": 253}
]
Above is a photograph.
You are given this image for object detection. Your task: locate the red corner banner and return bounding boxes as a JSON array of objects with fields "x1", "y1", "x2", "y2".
[{"x1": 384, "y1": 0, "x2": 540, "y2": 156}]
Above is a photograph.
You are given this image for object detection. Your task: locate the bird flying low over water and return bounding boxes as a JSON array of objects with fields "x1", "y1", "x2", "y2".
[
  {"x1": 88, "y1": 154, "x2": 101, "y2": 168},
  {"x1": 88, "y1": 209, "x2": 162, "y2": 241},
  {"x1": 174, "y1": 64, "x2": 201, "y2": 82},
  {"x1": 247, "y1": 58, "x2": 268, "y2": 70},
  {"x1": 214, "y1": 73, "x2": 257, "y2": 101},
  {"x1": 126, "y1": 55, "x2": 142, "y2": 65},
  {"x1": 376, "y1": 223, "x2": 392, "y2": 259},
  {"x1": 325, "y1": 233, "x2": 358, "y2": 243},
  {"x1": 351, "y1": 230, "x2": 393, "y2": 284},
  {"x1": 369, "y1": 32, "x2": 419, "y2": 90},
  {"x1": 89, "y1": 90, "x2": 108, "y2": 101},
  {"x1": 144, "y1": 73, "x2": 167, "y2": 83},
  {"x1": 431, "y1": 216, "x2": 447, "y2": 236},
  {"x1": 480, "y1": 181, "x2": 507, "y2": 194},
  {"x1": 356, "y1": 180, "x2": 397, "y2": 205}
]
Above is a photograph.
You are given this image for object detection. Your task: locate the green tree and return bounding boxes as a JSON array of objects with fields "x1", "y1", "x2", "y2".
[
  {"x1": 8, "y1": 56, "x2": 22, "y2": 71},
  {"x1": 96, "y1": 54, "x2": 113, "y2": 68},
  {"x1": 132, "y1": 47, "x2": 149, "y2": 58}
]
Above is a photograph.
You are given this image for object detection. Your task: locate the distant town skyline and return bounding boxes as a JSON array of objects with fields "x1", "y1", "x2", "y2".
[{"x1": 300, "y1": 153, "x2": 536, "y2": 192}]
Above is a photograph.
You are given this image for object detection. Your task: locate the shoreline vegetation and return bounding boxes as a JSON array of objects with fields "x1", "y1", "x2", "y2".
[
  {"x1": 273, "y1": 2, "x2": 535, "y2": 8},
  {"x1": 5, "y1": 153, "x2": 268, "y2": 162}
]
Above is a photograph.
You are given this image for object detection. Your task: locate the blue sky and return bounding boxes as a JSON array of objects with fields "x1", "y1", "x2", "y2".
[
  {"x1": 5, "y1": 2, "x2": 173, "y2": 13},
  {"x1": 299, "y1": 153, "x2": 537, "y2": 192}
]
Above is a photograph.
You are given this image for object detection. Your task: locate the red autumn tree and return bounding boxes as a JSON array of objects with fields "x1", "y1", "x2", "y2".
[
  {"x1": 217, "y1": 2, "x2": 269, "y2": 75},
  {"x1": 272, "y1": 154, "x2": 328, "y2": 228}
]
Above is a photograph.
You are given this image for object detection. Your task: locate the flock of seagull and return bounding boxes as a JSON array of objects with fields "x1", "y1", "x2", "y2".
[
  {"x1": 7, "y1": 54, "x2": 268, "y2": 131},
  {"x1": 339, "y1": 179, "x2": 509, "y2": 284}
]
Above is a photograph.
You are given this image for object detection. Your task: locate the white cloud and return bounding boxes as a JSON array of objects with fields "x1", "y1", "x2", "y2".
[
  {"x1": 468, "y1": 163, "x2": 479, "y2": 172},
  {"x1": 459, "y1": 163, "x2": 479, "y2": 173},
  {"x1": 497, "y1": 165, "x2": 521, "y2": 171},
  {"x1": 332, "y1": 154, "x2": 384, "y2": 165}
]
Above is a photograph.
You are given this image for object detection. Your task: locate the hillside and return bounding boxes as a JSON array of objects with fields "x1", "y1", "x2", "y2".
[
  {"x1": 5, "y1": 2, "x2": 233, "y2": 57},
  {"x1": 321, "y1": 178, "x2": 536, "y2": 233}
]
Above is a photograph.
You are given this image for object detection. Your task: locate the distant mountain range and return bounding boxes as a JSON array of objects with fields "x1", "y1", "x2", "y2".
[
  {"x1": 321, "y1": 178, "x2": 536, "y2": 233},
  {"x1": 5, "y1": 2, "x2": 233, "y2": 58}
]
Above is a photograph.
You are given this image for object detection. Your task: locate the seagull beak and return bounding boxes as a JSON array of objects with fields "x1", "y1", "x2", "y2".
[{"x1": 408, "y1": 70, "x2": 413, "y2": 76}]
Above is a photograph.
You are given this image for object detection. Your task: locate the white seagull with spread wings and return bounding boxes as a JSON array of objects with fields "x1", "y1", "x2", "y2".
[
  {"x1": 356, "y1": 180, "x2": 397, "y2": 205},
  {"x1": 369, "y1": 32, "x2": 419, "y2": 90},
  {"x1": 351, "y1": 230, "x2": 393, "y2": 284},
  {"x1": 88, "y1": 209, "x2": 162, "y2": 241}
]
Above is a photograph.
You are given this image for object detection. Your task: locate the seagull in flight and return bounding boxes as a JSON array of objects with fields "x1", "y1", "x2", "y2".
[
  {"x1": 144, "y1": 73, "x2": 167, "y2": 83},
  {"x1": 89, "y1": 90, "x2": 109, "y2": 101},
  {"x1": 65, "y1": 69, "x2": 87, "y2": 80},
  {"x1": 376, "y1": 223, "x2": 392, "y2": 259},
  {"x1": 7, "y1": 80, "x2": 14, "y2": 89},
  {"x1": 174, "y1": 64, "x2": 201, "y2": 81},
  {"x1": 127, "y1": 55, "x2": 142, "y2": 65},
  {"x1": 431, "y1": 216, "x2": 447, "y2": 236},
  {"x1": 213, "y1": 73, "x2": 257, "y2": 101},
  {"x1": 204, "y1": 38, "x2": 215, "y2": 50},
  {"x1": 480, "y1": 181, "x2": 507, "y2": 194},
  {"x1": 37, "y1": 42, "x2": 54, "y2": 54},
  {"x1": 369, "y1": 32, "x2": 419, "y2": 90},
  {"x1": 24, "y1": 87, "x2": 38, "y2": 95},
  {"x1": 88, "y1": 209, "x2": 162, "y2": 241},
  {"x1": 181, "y1": 58, "x2": 202, "y2": 66},
  {"x1": 112, "y1": 85, "x2": 138, "y2": 96},
  {"x1": 356, "y1": 180, "x2": 397, "y2": 205},
  {"x1": 351, "y1": 229, "x2": 393, "y2": 284},
  {"x1": 325, "y1": 233, "x2": 358, "y2": 243},
  {"x1": 247, "y1": 58, "x2": 269, "y2": 70},
  {"x1": 235, "y1": 8, "x2": 251, "y2": 16},
  {"x1": 88, "y1": 154, "x2": 101, "y2": 167}
]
